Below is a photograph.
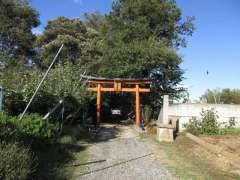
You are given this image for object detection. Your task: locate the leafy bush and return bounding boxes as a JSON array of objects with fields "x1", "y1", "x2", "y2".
[
  {"x1": 0, "y1": 113, "x2": 62, "y2": 179},
  {"x1": 0, "y1": 142, "x2": 36, "y2": 180},
  {"x1": 0, "y1": 63, "x2": 93, "y2": 123},
  {"x1": 183, "y1": 117, "x2": 202, "y2": 136},
  {"x1": 0, "y1": 114, "x2": 58, "y2": 144},
  {"x1": 200, "y1": 109, "x2": 220, "y2": 135},
  {"x1": 184, "y1": 108, "x2": 220, "y2": 135},
  {"x1": 18, "y1": 114, "x2": 58, "y2": 140},
  {"x1": 0, "y1": 118, "x2": 19, "y2": 143}
]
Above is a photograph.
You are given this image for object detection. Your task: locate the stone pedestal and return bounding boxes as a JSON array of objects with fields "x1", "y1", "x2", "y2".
[{"x1": 157, "y1": 124, "x2": 174, "y2": 142}]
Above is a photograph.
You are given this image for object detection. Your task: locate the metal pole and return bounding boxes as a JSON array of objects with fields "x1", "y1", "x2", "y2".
[{"x1": 19, "y1": 44, "x2": 64, "y2": 120}]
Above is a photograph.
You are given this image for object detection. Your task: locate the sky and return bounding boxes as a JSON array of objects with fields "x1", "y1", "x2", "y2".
[{"x1": 30, "y1": 0, "x2": 240, "y2": 100}]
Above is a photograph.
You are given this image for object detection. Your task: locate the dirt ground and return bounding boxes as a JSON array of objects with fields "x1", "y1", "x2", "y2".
[
  {"x1": 154, "y1": 133, "x2": 240, "y2": 180},
  {"x1": 200, "y1": 135, "x2": 240, "y2": 176},
  {"x1": 201, "y1": 135, "x2": 240, "y2": 157}
]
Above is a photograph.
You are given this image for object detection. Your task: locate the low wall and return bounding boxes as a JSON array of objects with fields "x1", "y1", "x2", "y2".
[{"x1": 158, "y1": 100, "x2": 240, "y2": 131}]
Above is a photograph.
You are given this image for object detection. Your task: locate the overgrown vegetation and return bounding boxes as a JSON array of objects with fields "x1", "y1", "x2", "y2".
[
  {"x1": 184, "y1": 108, "x2": 240, "y2": 136},
  {"x1": 0, "y1": 142, "x2": 36, "y2": 180},
  {"x1": 184, "y1": 108, "x2": 220, "y2": 135},
  {"x1": 0, "y1": 63, "x2": 92, "y2": 117},
  {"x1": 0, "y1": 113, "x2": 56, "y2": 179},
  {"x1": 0, "y1": 113, "x2": 58, "y2": 142},
  {"x1": 0, "y1": 113, "x2": 92, "y2": 179},
  {"x1": 0, "y1": 0, "x2": 195, "y2": 178}
]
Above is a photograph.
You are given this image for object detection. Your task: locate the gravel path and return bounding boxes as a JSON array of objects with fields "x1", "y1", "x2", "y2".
[{"x1": 75, "y1": 124, "x2": 175, "y2": 180}]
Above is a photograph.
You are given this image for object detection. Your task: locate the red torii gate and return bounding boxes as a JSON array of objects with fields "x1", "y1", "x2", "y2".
[{"x1": 83, "y1": 76, "x2": 151, "y2": 127}]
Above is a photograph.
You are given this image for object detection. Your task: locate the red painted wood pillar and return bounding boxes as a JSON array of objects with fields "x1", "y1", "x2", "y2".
[
  {"x1": 136, "y1": 84, "x2": 140, "y2": 127},
  {"x1": 97, "y1": 84, "x2": 101, "y2": 124}
]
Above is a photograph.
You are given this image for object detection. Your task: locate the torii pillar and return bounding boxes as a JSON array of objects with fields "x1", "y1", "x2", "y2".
[
  {"x1": 135, "y1": 84, "x2": 141, "y2": 126},
  {"x1": 97, "y1": 84, "x2": 101, "y2": 124}
]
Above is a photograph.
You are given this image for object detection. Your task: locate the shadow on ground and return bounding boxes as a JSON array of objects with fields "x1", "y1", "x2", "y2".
[
  {"x1": 66, "y1": 159, "x2": 107, "y2": 167},
  {"x1": 76, "y1": 153, "x2": 153, "y2": 177},
  {"x1": 95, "y1": 125, "x2": 120, "y2": 142},
  {"x1": 34, "y1": 142, "x2": 87, "y2": 180},
  {"x1": 33, "y1": 125, "x2": 93, "y2": 180},
  {"x1": 33, "y1": 124, "x2": 124, "y2": 179}
]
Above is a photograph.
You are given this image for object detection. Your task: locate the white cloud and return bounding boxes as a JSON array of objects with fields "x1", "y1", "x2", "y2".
[{"x1": 73, "y1": 0, "x2": 83, "y2": 5}]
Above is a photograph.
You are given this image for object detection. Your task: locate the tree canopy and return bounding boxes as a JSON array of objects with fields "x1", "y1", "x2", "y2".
[
  {"x1": 201, "y1": 89, "x2": 240, "y2": 104},
  {"x1": 91, "y1": 0, "x2": 195, "y2": 109},
  {"x1": 0, "y1": 0, "x2": 39, "y2": 66},
  {"x1": 103, "y1": 0, "x2": 194, "y2": 47},
  {"x1": 36, "y1": 16, "x2": 102, "y2": 68}
]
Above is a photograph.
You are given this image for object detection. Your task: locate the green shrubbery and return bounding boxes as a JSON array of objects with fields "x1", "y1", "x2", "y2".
[
  {"x1": 0, "y1": 142, "x2": 36, "y2": 180},
  {"x1": 200, "y1": 109, "x2": 220, "y2": 135},
  {"x1": 184, "y1": 109, "x2": 220, "y2": 135},
  {"x1": 0, "y1": 59, "x2": 92, "y2": 180},
  {"x1": 18, "y1": 114, "x2": 58, "y2": 139},
  {"x1": 184, "y1": 117, "x2": 202, "y2": 136},
  {"x1": 184, "y1": 109, "x2": 240, "y2": 136},
  {"x1": 0, "y1": 63, "x2": 92, "y2": 121},
  {"x1": 0, "y1": 113, "x2": 59, "y2": 179},
  {"x1": 0, "y1": 113, "x2": 58, "y2": 142}
]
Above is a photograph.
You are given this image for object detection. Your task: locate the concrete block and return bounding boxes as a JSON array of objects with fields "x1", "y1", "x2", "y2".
[{"x1": 157, "y1": 127, "x2": 174, "y2": 142}]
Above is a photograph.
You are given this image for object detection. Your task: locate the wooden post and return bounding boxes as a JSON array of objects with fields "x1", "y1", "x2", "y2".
[
  {"x1": 136, "y1": 84, "x2": 140, "y2": 127},
  {"x1": 97, "y1": 84, "x2": 101, "y2": 124}
]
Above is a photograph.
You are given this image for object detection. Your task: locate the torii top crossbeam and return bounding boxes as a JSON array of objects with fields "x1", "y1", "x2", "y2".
[{"x1": 83, "y1": 75, "x2": 151, "y2": 127}]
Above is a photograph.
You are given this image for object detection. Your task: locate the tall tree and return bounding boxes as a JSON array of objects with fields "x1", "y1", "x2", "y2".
[
  {"x1": 103, "y1": 0, "x2": 194, "y2": 47},
  {"x1": 36, "y1": 17, "x2": 102, "y2": 68},
  {"x1": 93, "y1": 0, "x2": 194, "y2": 110},
  {"x1": 0, "y1": 0, "x2": 39, "y2": 66}
]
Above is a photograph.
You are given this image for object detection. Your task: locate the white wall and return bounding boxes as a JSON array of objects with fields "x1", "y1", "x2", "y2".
[{"x1": 159, "y1": 103, "x2": 240, "y2": 131}]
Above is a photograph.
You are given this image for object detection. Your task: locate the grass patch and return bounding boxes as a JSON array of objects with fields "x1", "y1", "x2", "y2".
[
  {"x1": 57, "y1": 148, "x2": 90, "y2": 180},
  {"x1": 219, "y1": 128, "x2": 240, "y2": 135},
  {"x1": 34, "y1": 125, "x2": 93, "y2": 179},
  {"x1": 154, "y1": 135, "x2": 239, "y2": 180}
]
